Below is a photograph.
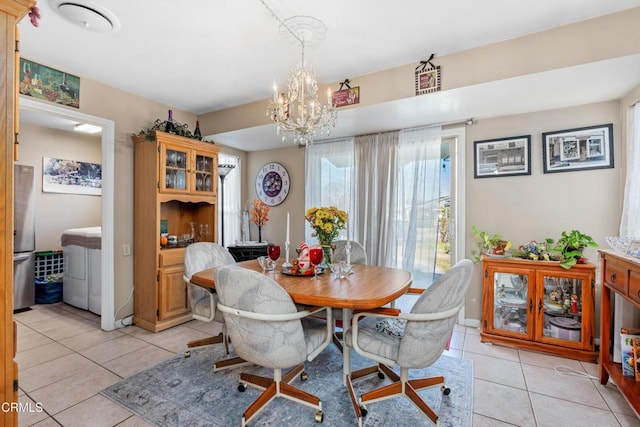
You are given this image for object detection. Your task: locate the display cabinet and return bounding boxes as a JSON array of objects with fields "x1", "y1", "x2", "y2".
[
  {"x1": 599, "y1": 249, "x2": 640, "y2": 419},
  {"x1": 132, "y1": 131, "x2": 220, "y2": 332},
  {"x1": 481, "y1": 256, "x2": 597, "y2": 362},
  {"x1": 160, "y1": 140, "x2": 216, "y2": 195}
]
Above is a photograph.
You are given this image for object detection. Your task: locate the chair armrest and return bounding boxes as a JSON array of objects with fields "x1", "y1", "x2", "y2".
[
  {"x1": 397, "y1": 301, "x2": 464, "y2": 321},
  {"x1": 406, "y1": 288, "x2": 424, "y2": 295},
  {"x1": 353, "y1": 307, "x2": 401, "y2": 317},
  {"x1": 217, "y1": 302, "x2": 332, "y2": 323}
]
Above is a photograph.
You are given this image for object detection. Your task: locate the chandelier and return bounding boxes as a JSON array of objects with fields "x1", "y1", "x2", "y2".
[{"x1": 265, "y1": 14, "x2": 337, "y2": 146}]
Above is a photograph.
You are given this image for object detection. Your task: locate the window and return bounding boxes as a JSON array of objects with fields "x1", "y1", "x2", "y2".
[
  {"x1": 218, "y1": 153, "x2": 240, "y2": 246},
  {"x1": 305, "y1": 138, "x2": 354, "y2": 244},
  {"x1": 305, "y1": 126, "x2": 447, "y2": 288}
]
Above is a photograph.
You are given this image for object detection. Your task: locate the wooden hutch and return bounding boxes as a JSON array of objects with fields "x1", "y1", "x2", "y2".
[{"x1": 132, "y1": 131, "x2": 220, "y2": 332}]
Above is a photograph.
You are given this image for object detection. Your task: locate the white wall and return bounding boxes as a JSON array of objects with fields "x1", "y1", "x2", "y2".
[
  {"x1": 18, "y1": 122, "x2": 102, "y2": 251},
  {"x1": 465, "y1": 100, "x2": 621, "y2": 322}
]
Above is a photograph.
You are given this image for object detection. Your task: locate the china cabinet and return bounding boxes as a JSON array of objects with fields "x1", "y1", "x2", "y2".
[
  {"x1": 481, "y1": 257, "x2": 597, "y2": 362},
  {"x1": 599, "y1": 249, "x2": 640, "y2": 418},
  {"x1": 132, "y1": 131, "x2": 220, "y2": 332}
]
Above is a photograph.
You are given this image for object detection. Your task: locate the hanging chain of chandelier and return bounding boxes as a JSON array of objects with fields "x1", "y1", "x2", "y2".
[{"x1": 260, "y1": 1, "x2": 337, "y2": 146}]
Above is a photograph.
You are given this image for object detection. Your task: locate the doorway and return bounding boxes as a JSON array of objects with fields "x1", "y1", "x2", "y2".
[{"x1": 19, "y1": 97, "x2": 117, "y2": 331}]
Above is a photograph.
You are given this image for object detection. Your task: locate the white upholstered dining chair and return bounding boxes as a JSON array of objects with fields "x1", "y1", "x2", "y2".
[
  {"x1": 183, "y1": 242, "x2": 247, "y2": 371},
  {"x1": 333, "y1": 239, "x2": 368, "y2": 265},
  {"x1": 215, "y1": 265, "x2": 333, "y2": 426},
  {"x1": 345, "y1": 259, "x2": 473, "y2": 425}
]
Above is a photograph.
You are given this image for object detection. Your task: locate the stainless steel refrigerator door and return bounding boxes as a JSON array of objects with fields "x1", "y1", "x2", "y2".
[
  {"x1": 14, "y1": 252, "x2": 35, "y2": 310},
  {"x1": 14, "y1": 164, "x2": 35, "y2": 253}
]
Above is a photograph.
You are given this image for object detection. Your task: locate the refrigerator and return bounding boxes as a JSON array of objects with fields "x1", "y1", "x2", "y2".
[{"x1": 13, "y1": 164, "x2": 35, "y2": 311}]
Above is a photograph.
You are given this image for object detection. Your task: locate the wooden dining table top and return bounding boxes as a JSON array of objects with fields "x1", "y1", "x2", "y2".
[{"x1": 189, "y1": 259, "x2": 413, "y2": 310}]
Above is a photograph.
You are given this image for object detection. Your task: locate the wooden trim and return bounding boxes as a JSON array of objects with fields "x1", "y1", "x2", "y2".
[
  {"x1": 0, "y1": 0, "x2": 33, "y2": 19},
  {"x1": 1, "y1": 3, "x2": 35, "y2": 426}
]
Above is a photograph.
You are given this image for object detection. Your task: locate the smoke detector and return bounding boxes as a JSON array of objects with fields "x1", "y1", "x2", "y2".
[{"x1": 49, "y1": 0, "x2": 121, "y2": 33}]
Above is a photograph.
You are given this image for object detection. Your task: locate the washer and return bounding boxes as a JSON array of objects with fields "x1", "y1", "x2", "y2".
[{"x1": 62, "y1": 227, "x2": 102, "y2": 314}]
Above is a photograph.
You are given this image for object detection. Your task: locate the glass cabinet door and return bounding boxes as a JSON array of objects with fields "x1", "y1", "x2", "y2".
[
  {"x1": 164, "y1": 147, "x2": 188, "y2": 191},
  {"x1": 540, "y1": 274, "x2": 583, "y2": 345},
  {"x1": 194, "y1": 153, "x2": 214, "y2": 193},
  {"x1": 491, "y1": 270, "x2": 531, "y2": 337}
]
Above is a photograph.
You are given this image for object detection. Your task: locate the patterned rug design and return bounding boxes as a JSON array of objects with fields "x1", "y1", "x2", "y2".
[{"x1": 101, "y1": 343, "x2": 473, "y2": 426}]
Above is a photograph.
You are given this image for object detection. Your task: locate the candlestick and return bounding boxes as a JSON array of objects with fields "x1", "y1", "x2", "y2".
[
  {"x1": 284, "y1": 212, "x2": 291, "y2": 266},
  {"x1": 346, "y1": 214, "x2": 351, "y2": 266}
]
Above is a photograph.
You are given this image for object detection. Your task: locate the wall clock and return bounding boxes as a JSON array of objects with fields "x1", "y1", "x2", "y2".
[{"x1": 255, "y1": 162, "x2": 290, "y2": 206}]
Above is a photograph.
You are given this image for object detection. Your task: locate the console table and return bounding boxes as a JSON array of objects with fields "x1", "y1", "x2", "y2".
[
  {"x1": 227, "y1": 245, "x2": 268, "y2": 262},
  {"x1": 599, "y1": 249, "x2": 640, "y2": 419}
]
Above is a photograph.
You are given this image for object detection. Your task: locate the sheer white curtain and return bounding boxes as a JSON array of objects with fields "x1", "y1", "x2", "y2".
[
  {"x1": 218, "y1": 153, "x2": 241, "y2": 246},
  {"x1": 613, "y1": 101, "x2": 640, "y2": 362},
  {"x1": 396, "y1": 126, "x2": 442, "y2": 284},
  {"x1": 304, "y1": 138, "x2": 355, "y2": 244},
  {"x1": 354, "y1": 131, "x2": 399, "y2": 266},
  {"x1": 620, "y1": 102, "x2": 640, "y2": 236}
]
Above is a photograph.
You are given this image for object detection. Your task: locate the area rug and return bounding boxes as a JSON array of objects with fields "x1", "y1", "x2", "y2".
[{"x1": 101, "y1": 344, "x2": 473, "y2": 426}]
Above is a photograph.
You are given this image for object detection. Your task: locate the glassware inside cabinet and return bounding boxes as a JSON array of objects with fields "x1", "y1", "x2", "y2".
[
  {"x1": 542, "y1": 275, "x2": 582, "y2": 342},
  {"x1": 493, "y1": 272, "x2": 528, "y2": 334},
  {"x1": 165, "y1": 148, "x2": 188, "y2": 190},
  {"x1": 195, "y1": 154, "x2": 214, "y2": 192}
]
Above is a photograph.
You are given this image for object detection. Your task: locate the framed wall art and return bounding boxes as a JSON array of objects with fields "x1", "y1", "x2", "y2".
[
  {"x1": 19, "y1": 58, "x2": 80, "y2": 108},
  {"x1": 43, "y1": 157, "x2": 102, "y2": 196},
  {"x1": 542, "y1": 124, "x2": 613, "y2": 173},
  {"x1": 415, "y1": 54, "x2": 441, "y2": 95},
  {"x1": 474, "y1": 135, "x2": 531, "y2": 178}
]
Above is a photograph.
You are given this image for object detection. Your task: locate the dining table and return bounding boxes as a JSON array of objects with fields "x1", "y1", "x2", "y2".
[{"x1": 189, "y1": 258, "x2": 413, "y2": 423}]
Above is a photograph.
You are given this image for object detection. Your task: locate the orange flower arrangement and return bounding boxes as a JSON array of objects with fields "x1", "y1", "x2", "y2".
[{"x1": 250, "y1": 199, "x2": 270, "y2": 227}]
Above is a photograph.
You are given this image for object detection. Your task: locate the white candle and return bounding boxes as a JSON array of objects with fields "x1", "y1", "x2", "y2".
[
  {"x1": 346, "y1": 213, "x2": 351, "y2": 266},
  {"x1": 286, "y1": 212, "x2": 290, "y2": 244}
]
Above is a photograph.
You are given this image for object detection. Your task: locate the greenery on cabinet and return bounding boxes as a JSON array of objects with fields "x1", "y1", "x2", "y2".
[
  {"x1": 470, "y1": 225, "x2": 512, "y2": 262},
  {"x1": 471, "y1": 226, "x2": 598, "y2": 269},
  {"x1": 555, "y1": 230, "x2": 598, "y2": 269},
  {"x1": 133, "y1": 111, "x2": 207, "y2": 142}
]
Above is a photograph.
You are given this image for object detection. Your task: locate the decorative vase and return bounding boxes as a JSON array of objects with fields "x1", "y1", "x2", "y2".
[
  {"x1": 258, "y1": 226, "x2": 262, "y2": 243},
  {"x1": 319, "y1": 242, "x2": 334, "y2": 268}
]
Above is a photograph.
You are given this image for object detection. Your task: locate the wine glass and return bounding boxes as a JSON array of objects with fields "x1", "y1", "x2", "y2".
[
  {"x1": 268, "y1": 244, "x2": 281, "y2": 263},
  {"x1": 309, "y1": 247, "x2": 323, "y2": 281}
]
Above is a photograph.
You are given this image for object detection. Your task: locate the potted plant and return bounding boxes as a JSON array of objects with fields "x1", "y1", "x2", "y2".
[
  {"x1": 471, "y1": 225, "x2": 512, "y2": 262},
  {"x1": 555, "y1": 229, "x2": 598, "y2": 269}
]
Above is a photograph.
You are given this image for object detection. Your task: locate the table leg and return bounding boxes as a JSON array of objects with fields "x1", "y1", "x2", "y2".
[
  {"x1": 342, "y1": 308, "x2": 364, "y2": 426},
  {"x1": 342, "y1": 308, "x2": 353, "y2": 385}
]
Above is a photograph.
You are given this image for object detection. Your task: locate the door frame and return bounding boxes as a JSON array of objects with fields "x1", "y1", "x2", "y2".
[
  {"x1": 20, "y1": 97, "x2": 117, "y2": 331},
  {"x1": 441, "y1": 126, "x2": 474, "y2": 327}
]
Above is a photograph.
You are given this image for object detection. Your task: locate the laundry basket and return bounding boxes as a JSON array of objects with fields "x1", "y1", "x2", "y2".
[{"x1": 34, "y1": 250, "x2": 63, "y2": 304}]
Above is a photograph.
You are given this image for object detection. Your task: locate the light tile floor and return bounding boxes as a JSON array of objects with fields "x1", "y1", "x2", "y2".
[{"x1": 13, "y1": 302, "x2": 640, "y2": 426}]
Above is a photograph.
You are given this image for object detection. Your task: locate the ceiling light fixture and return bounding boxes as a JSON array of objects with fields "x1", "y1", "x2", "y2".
[
  {"x1": 261, "y1": 1, "x2": 337, "y2": 146},
  {"x1": 74, "y1": 123, "x2": 102, "y2": 134},
  {"x1": 49, "y1": 0, "x2": 121, "y2": 33}
]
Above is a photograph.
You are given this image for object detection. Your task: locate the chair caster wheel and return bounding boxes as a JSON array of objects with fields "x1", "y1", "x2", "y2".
[
  {"x1": 238, "y1": 383, "x2": 246, "y2": 392},
  {"x1": 360, "y1": 406, "x2": 368, "y2": 417},
  {"x1": 301, "y1": 371, "x2": 309, "y2": 381},
  {"x1": 441, "y1": 385, "x2": 451, "y2": 395},
  {"x1": 183, "y1": 350, "x2": 190, "y2": 358},
  {"x1": 377, "y1": 372, "x2": 385, "y2": 379},
  {"x1": 315, "y1": 410, "x2": 324, "y2": 423}
]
